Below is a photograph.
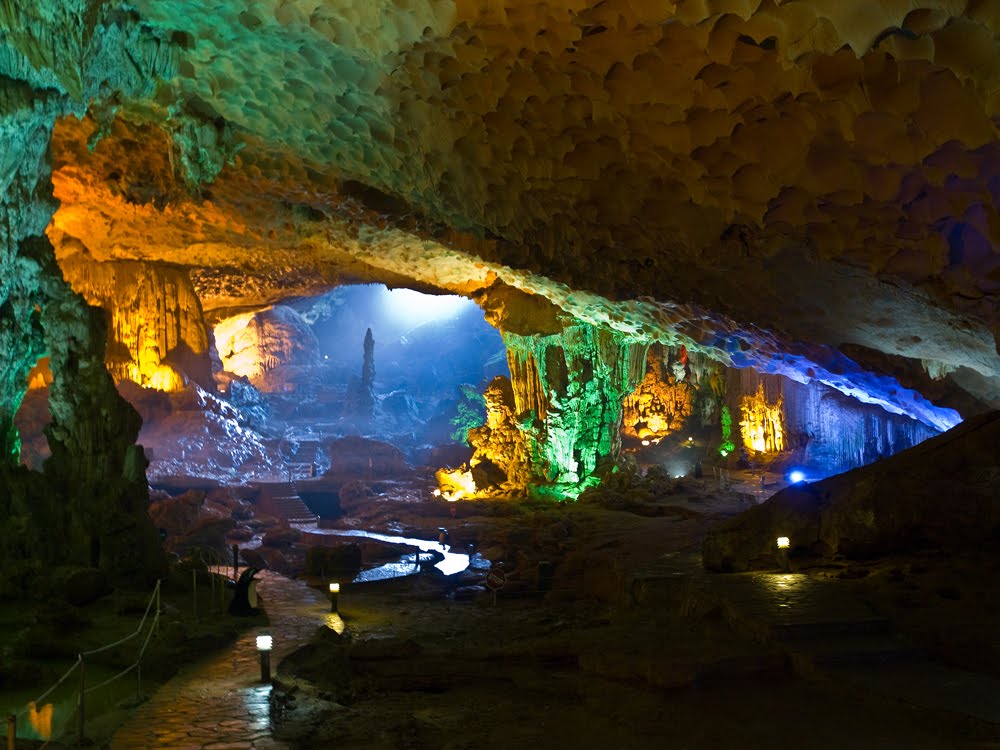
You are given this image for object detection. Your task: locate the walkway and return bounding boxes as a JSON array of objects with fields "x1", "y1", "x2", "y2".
[{"x1": 107, "y1": 570, "x2": 333, "y2": 750}]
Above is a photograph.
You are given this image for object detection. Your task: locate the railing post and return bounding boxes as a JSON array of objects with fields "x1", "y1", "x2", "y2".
[
  {"x1": 232, "y1": 544, "x2": 239, "y2": 580},
  {"x1": 192, "y1": 568, "x2": 198, "y2": 620},
  {"x1": 155, "y1": 581, "x2": 160, "y2": 638},
  {"x1": 7, "y1": 713, "x2": 15, "y2": 750},
  {"x1": 77, "y1": 655, "x2": 85, "y2": 749}
]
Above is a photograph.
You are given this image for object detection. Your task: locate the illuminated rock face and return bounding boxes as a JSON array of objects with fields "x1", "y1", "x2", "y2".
[
  {"x1": 214, "y1": 306, "x2": 320, "y2": 391},
  {"x1": 726, "y1": 370, "x2": 938, "y2": 478},
  {"x1": 466, "y1": 375, "x2": 531, "y2": 495},
  {"x1": 504, "y1": 324, "x2": 647, "y2": 497},
  {"x1": 739, "y1": 384, "x2": 785, "y2": 456},
  {"x1": 60, "y1": 258, "x2": 210, "y2": 392},
  {"x1": 622, "y1": 346, "x2": 695, "y2": 439},
  {"x1": 5, "y1": 0, "x2": 1000, "y2": 535}
]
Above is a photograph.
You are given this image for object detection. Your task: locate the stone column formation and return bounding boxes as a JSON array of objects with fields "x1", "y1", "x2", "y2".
[
  {"x1": 0, "y1": 1, "x2": 177, "y2": 582},
  {"x1": 503, "y1": 324, "x2": 649, "y2": 498}
]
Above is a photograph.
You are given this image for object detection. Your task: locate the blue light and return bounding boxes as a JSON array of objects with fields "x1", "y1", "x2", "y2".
[{"x1": 789, "y1": 470, "x2": 806, "y2": 483}]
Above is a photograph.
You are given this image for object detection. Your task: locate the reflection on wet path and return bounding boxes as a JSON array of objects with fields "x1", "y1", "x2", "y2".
[{"x1": 108, "y1": 570, "x2": 328, "y2": 749}]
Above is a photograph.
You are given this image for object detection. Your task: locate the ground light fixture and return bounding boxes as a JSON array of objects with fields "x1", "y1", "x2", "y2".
[
  {"x1": 789, "y1": 470, "x2": 806, "y2": 483},
  {"x1": 329, "y1": 582, "x2": 340, "y2": 613},
  {"x1": 256, "y1": 634, "x2": 273, "y2": 682},
  {"x1": 776, "y1": 536, "x2": 791, "y2": 573}
]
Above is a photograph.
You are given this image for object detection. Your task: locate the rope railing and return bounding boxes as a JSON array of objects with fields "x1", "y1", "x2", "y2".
[{"x1": 3, "y1": 578, "x2": 162, "y2": 750}]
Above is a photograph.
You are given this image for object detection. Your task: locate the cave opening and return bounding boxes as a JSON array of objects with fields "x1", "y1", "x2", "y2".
[{"x1": 15, "y1": 283, "x2": 509, "y2": 493}]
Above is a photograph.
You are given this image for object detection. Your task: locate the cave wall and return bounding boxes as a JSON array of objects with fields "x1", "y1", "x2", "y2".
[
  {"x1": 0, "y1": 1, "x2": 178, "y2": 588},
  {"x1": 727, "y1": 368, "x2": 939, "y2": 478},
  {"x1": 213, "y1": 305, "x2": 320, "y2": 391}
]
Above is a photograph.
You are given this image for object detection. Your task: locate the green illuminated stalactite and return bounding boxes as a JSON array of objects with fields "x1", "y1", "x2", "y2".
[
  {"x1": 719, "y1": 405, "x2": 735, "y2": 456},
  {"x1": 503, "y1": 324, "x2": 648, "y2": 499}
]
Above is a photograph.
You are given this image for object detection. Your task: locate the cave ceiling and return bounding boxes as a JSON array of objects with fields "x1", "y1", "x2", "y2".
[{"x1": 13, "y1": 0, "x2": 1000, "y2": 426}]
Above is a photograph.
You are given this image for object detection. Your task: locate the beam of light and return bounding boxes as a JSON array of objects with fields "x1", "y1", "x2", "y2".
[{"x1": 379, "y1": 287, "x2": 474, "y2": 328}]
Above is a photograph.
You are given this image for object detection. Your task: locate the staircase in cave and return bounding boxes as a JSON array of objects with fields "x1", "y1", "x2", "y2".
[{"x1": 256, "y1": 481, "x2": 318, "y2": 525}]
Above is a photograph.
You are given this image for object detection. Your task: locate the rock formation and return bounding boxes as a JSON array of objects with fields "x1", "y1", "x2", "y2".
[
  {"x1": 503, "y1": 323, "x2": 648, "y2": 497},
  {"x1": 703, "y1": 410, "x2": 1000, "y2": 572},
  {"x1": 7, "y1": 0, "x2": 1000, "y2": 582},
  {"x1": 622, "y1": 346, "x2": 695, "y2": 439},
  {"x1": 59, "y1": 257, "x2": 211, "y2": 391},
  {"x1": 466, "y1": 376, "x2": 531, "y2": 494},
  {"x1": 213, "y1": 305, "x2": 320, "y2": 391},
  {"x1": 0, "y1": 2, "x2": 173, "y2": 587}
]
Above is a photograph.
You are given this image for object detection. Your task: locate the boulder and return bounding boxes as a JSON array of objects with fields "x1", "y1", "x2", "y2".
[{"x1": 703, "y1": 411, "x2": 1000, "y2": 571}]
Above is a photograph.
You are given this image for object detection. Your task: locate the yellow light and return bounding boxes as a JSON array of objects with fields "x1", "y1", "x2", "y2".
[
  {"x1": 641, "y1": 440, "x2": 650, "y2": 446},
  {"x1": 740, "y1": 384, "x2": 785, "y2": 455},
  {"x1": 435, "y1": 467, "x2": 477, "y2": 501},
  {"x1": 776, "y1": 536, "x2": 790, "y2": 549},
  {"x1": 256, "y1": 634, "x2": 273, "y2": 652},
  {"x1": 329, "y1": 582, "x2": 340, "y2": 593},
  {"x1": 28, "y1": 702, "x2": 53, "y2": 740}
]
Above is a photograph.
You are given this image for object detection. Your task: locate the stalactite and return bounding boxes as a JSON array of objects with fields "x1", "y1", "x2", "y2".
[
  {"x1": 623, "y1": 345, "x2": 695, "y2": 439},
  {"x1": 59, "y1": 257, "x2": 211, "y2": 391},
  {"x1": 502, "y1": 323, "x2": 648, "y2": 498},
  {"x1": 728, "y1": 368, "x2": 940, "y2": 476}
]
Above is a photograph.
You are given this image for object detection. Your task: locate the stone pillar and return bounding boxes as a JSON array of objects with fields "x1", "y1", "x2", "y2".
[
  {"x1": 0, "y1": 1, "x2": 177, "y2": 582},
  {"x1": 502, "y1": 324, "x2": 648, "y2": 498}
]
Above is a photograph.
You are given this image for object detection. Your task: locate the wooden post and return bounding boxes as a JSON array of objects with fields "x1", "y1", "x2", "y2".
[
  {"x1": 77, "y1": 656, "x2": 85, "y2": 748},
  {"x1": 232, "y1": 544, "x2": 239, "y2": 580},
  {"x1": 7, "y1": 713, "x2": 15, "y2": 750}
]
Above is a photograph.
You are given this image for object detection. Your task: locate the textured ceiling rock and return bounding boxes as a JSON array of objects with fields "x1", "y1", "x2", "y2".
[{"x1": 16, "y1": 1, "x2": 1000, "y2": 432}]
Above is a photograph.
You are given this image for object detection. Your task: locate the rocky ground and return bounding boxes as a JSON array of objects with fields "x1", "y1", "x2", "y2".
[{"x1": 265, "y1": 474, "x2": 1000, "y2": 749}]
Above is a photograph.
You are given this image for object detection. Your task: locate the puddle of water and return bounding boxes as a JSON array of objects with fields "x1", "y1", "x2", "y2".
[{"x1": 294, "y1": 527, "x2": 484, "y2": 578}]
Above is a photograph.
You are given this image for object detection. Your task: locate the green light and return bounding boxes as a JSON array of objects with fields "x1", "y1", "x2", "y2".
[
  {"x1": 503, "y1": 325, "x2": 647, "y2": 499},
  {"x1": 719, "y1": 405, "x2": 735, "y2": 456}
]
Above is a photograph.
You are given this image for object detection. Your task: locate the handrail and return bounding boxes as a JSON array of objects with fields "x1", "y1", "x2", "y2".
[{"x1": 4, "y1": 578, "x2": 162, "y2": 749}]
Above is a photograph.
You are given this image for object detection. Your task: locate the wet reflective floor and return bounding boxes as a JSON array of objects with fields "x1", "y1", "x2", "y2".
[{"x1": 108, "y1": 570, "x2": 329, "y2": 750}]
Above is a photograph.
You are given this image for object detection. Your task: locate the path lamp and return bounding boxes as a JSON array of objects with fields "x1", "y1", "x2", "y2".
[
  {"x1": 776, "y1": 536, "x2": 791, "y2": 573},
  {"x1": 329, "y1": 582, "x2": 340, "y2": 613},
  {"x1": 256, "y1": 634, "x2": 273, "y2": 682}
]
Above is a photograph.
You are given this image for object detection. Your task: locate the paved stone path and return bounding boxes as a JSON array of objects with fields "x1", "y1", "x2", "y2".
[{"x1": 107, "y1": 570, "x2": 334, "y2": 750}]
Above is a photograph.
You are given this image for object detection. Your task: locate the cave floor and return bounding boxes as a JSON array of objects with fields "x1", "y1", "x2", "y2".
[
  {"x1": 105, "y1": 478, "x2": 1000, "y2": 749},
  {"x1": 106, "y1": 569, "x2": 329, "y2": 750}
]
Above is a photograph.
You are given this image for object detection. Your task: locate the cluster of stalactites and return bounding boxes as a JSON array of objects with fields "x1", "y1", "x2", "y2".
[
  {"x1": 59, "y1": 258, "x2": 209, "y2": 392},
  {"x1": 501, "y1": 323, "x2": 648, "y2": 497},
  {"x1": 739, "y1": 383, "x2": 785, "y2": 455},
  {"x1": 622, "y1": 345, "x2": 695, "y2": 439}
]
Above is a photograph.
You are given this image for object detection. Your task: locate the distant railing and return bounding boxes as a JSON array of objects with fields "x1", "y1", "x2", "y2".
[{"x1": 4, "y1": 579, "x2": 160, "y2": 749}]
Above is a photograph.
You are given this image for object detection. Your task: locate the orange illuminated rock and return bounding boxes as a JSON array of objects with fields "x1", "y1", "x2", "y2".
[{"x1": 623, "y1": 347, "x2": 694, "y2": 439}]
